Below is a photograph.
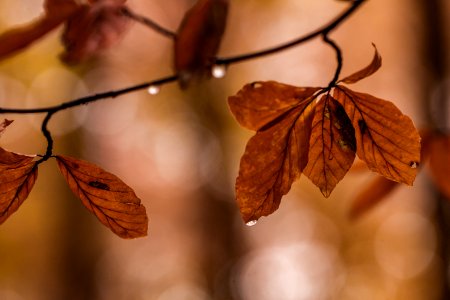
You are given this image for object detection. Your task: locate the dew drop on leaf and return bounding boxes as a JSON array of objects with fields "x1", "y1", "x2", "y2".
[
  {"x1": 246, "y1": 220, "x2": 258, "y2": 227},
  {"x1": 147, "y1": 85, "x2": 160, "y2": 95},
  {"x1": 211, "y1": 64, "x2": 227, "y2": 78}
]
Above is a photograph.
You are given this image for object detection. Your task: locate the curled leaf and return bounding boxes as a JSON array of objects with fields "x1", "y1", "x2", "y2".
[
  {"x1": 303, "y1": 95, "x2": 356, "y2": 197},
  {"x1": 334, "y1": 86, "x2": 421, "y2": 185},
  {"x1": 230, "y1": 82, "x2": 318, "y2": 222},
  {"x1": 228, "y1": 81, "x2": 320, "y2": 131},
  {"x1": 428, "y1": 135, "x2": 450, "y2": 199},
  {"x1": 56, "y1": 155, "x2": 148, "y2": 238},
  {"x1": 349, "y1": 176, "x2": 399, "y2": 220},
  {"x1": 60, "y1": 0, "x2": 129, "y2": 64},
  {"x1": 0, "y1": 148, "x2": 38, "y2": 224},
  {"x1": 174, "y1": 0, "x2": 229, "y2": 88},
  {"x1": 340, "y1": 44, "x2": 382, "y2": 84}
]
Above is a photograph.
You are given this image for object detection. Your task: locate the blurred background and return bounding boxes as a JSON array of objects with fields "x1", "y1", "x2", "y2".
[{"x1": 0, "y1": 0, "x2": 449, "y2": 299}]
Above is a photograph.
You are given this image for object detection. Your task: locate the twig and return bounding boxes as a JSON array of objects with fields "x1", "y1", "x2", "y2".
[
  {"x1": 122, "y1": 7, "x2": 176, "y2": 39},
  {"x1": 322, "y1": 34, "x2": 343, "y2": 89}
]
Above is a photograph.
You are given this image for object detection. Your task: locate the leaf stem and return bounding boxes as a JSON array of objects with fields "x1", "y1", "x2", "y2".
[
  {"x1": 214, "y1": 0, "x2": 366, "y2": 65},
  {"x1": 322, "y1": 34, "x2": 343, "y2": 90},
  {"x1": 122, "y1": 7, "x2": 176, "y2": 39}
]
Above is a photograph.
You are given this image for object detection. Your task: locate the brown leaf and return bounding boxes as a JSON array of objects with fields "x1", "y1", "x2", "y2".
[
  {"x1": 340, "y1": 44, "x2": 382, "y2": 84},
  {"x1": 0, "y1": 119, "x2": 14, "y2": 137},
  {"x1": 228, "y1": 81, "x2": 321, "y2": 131},
  {"x1": 303, "y1": 95, "x2": 356, "y2": 197},
  {"x1": 349, "y1": 176, "x2": 399, "y2": 220},
  {"x1": 334, "y1": 86, "x2": 421, "y2": 185},
  {"x1": 428, "y1": 135, "x2": 450, "y2": 199},
  {"x1": 60, "y1": 0, "x2": 129, "y2": 64},
  {"x1": 0, "y1": 148, "x2": 38, "y2": 224},
  {"x1": 174, "y1": 0, "x2": 229, "y2": 88},
  {"x1": 0, "y1": 0, "x2": 79, "y2": 61},
  {"x1": 56, "y1": 155, "x2": 148, "y2": 238},
  {"x1": 234, "y1": 96, "x2": 316, "y2": 223}
]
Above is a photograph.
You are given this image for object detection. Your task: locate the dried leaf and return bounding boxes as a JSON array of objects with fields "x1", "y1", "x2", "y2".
[
  {"x1": 234, "y1": 97, "x2": 315, "y2": 223},
  {"x1": 56, "y1": 155, "x2": 148, "y2": 238},
  {"x1": 349, "y1": 176, "x2": 399, "y2": 220},
  {"x1": 0, "y1": 148, "x2": 38, "y2": 224},
  {"x1": 61, "y1": 0, "x2": 129, "y2": 64},
  {"x1": 340, "y1": 44, "x2": 382, "y2": 84},
  {"x1": 228, "y1": 81, "x2": 320, "y2": 130},
  {"x1": 174, "y1": 0, "x2": 229, "y2": 88},
  {"x1": 428, "y1": 135, "x2": 450, "y2": 199},
  {"x1": 303, "y1": 95, "x2": 356, "y2": 197},
  {"x1": 0, "y1": 119, "x2": 14, "y2": 137},
  {"x1": 334, "y1": 86, "x2": 421, "y2": 184},
  {"x1": 0, "y1": 0, "x2": 79, "y2": 60}
]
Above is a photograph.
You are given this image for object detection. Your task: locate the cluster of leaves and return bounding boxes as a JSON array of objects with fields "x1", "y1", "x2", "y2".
[{"x1": 228, "y1": 48, "x2": 421, "y2": 223}]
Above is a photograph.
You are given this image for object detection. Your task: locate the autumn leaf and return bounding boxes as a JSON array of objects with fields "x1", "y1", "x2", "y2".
[
  {"x1": 303, "y1": 95, "x2": 356, "y2": 197},
  {"x1": 0, "y1": 0, "x2": 80, "y2": 61},
  {"x1": 229, "y1": 83, "x2": 319, "y2": 222},
  {"x1": 60, "y1": 0, "x2": 130, "y2": 64},
  {"x1": 333, "y1": 86, "x2": 420, "y2": 185},
  {"x1": 339, "y1": 44, "x2": 382, "y2": 84},
  {"x1": 0, "y1": 148, "x2": 38, "y2": 224},
  {"x1": 0, "y1": 119, "x2": 14, "y2": 137},
  {"x1": 56, "y1": 155, "x2": 148, "y2": 238},
  {"x1": 428, "y1": 135, "x2": 450, "y2": 199},
  {"x1": 174, "y1": 0, "x2": 229, "y2": 88}
]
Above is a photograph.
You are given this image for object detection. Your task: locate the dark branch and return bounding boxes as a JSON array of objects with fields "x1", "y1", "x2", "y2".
[
  {"x1": 322, "y1": 34, "x2": 343, "y2": 89},
  {"x1": 37, "y1": 112, "x2": 55, "y2": 164},
  {"x1": 122, "y1": 7, "x2": 176, "y2": 39},
  {"x1": 214, "y1": 0, "x2": 366, "y2": 65}
]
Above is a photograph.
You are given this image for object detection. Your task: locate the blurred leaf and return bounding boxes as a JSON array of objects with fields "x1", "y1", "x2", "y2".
[
  {"x1": 340, "y1": 44, "x2": 382, "y2": 84},
  {"x1": 304, "y1": 95, "x2": 356, "y2": 197},
  {"x1": 175, "y1": 0, "x2": 229, "y2": 88},
  {"x1": 0, "y1": 148, "x2": 38, "y2": 224},
  {"x1": 334, "y1": 86, "x2": 421, "y2": 185},
  {"x1": 428, "y1": 135, "x2": 450, "y2": 199},
  {"x1": 61, "y1": 0, "x2": 129, "y2": 64},
  {"x1": 0, "y1": 119, "x2": 14, "y2": 137},
  {"x1": 230, "y1": 83, "x2": 317, "y2": 222},
  {"x1": 349, "y1": 175, "x2": 399, "y2": 220},
  {"x1": 228, "y1": 81, "x2": 320, "y2": 130},
  {"x1": 0, "y1": 0, "x2": 79, "y2": 61},
  {"x1": 56, "y1": 155, "x2": 148, "y2": 239}
]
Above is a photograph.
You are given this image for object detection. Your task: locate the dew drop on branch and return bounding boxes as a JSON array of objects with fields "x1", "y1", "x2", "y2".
[
  {"x1": 211, "y1": 64, "x2": 227, "y2": 79},
  {"x1": 246, "y1": 220, "x2": 258, "y2": 227},
  {"x1": 147, "y1": 85, "x2": 160, "y2": 95}
]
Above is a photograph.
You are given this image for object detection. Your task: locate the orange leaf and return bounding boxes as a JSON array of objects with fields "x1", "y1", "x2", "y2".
[
  {"x1": 340, "y1": 44, "x2": 382, "y2": 84},
  {"x1": 303, "y1": 95, "x2": 356, "y2": 197},
  {"x1": 428, "y1": 135, "x2": 450, "y2": 199},
  {"x1": 349, "y1": 176, "x2": 399, "y2": 220},
  {"x1": 0, "y1": 119, "x2": 14, "y2": 137},
  {"x1": 334, "y1": 86, "x2": 421, "y2": 185},
  {"x1": 60, "y1": 0, "x2": 129, "y2": 64},
  {"x1": 0, "y1": 0, "x2": 79, "y2": 61},
  {"x1": 0, "y1": 148, "x2": 38, "y2": 224},
  {"x1": 228, "y1": 81, "x2": 320, "y2": 131},
  {"x1": 234, "y1": 95, "x2": 316, "y2": 223},
  {"x1": 56, "y1": 155, "x2": 148, "y2": 238},
  {"x1": 174, "y1": 0, "x2": 229, "y2": 88}
]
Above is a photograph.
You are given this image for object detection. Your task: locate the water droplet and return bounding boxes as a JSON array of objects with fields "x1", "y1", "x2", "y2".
[
  {"x1": 410, "y1": 161, "x2": 418, "y2": 169},
  {"x1": 211, "y1": 65, "x2": 227, "y2": 78},
  {"x1": 246, "y1": 220, "x2": 257, "y2": 227},
  {"x1": 147, "y1": 85, "x2": 160, "y2": 95}
]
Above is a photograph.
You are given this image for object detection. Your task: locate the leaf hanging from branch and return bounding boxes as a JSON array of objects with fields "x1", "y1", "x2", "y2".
[
  {"x1": 174, "y1": 0, "x2": 229, "y2": 88},
  {"x1": 56, "y1": 155, "x2": 148, "y2": 239},
  {"x1": 334, "y1": 86, "x2": 421, "y2": 185},
  {"x1": 339, "y1": 44, "x2": 382, "y2": 84},
  {"x1": 303, "y1": 95, "x2": 356, "y2": 197},
  {"x1": 229, "y1": 83, "x2": 319, "y2": 222},
  {"x1": 0, "y1": 148, "x2": 38, "y2": 224}
]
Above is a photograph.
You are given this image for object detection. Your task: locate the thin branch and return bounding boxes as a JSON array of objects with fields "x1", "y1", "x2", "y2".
[
  {"x1": 37, "y1": 112, "x2": 55, "y2": 164},
  {"x1": 214, "y1": 0, "x2": 366, "y2": 66},
  {"x1": 322, "y1": 34, "x2": 343, "y2": 89},
  {"x1": 122, "y1": 7, "x2": 176, "y2": 39}
]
